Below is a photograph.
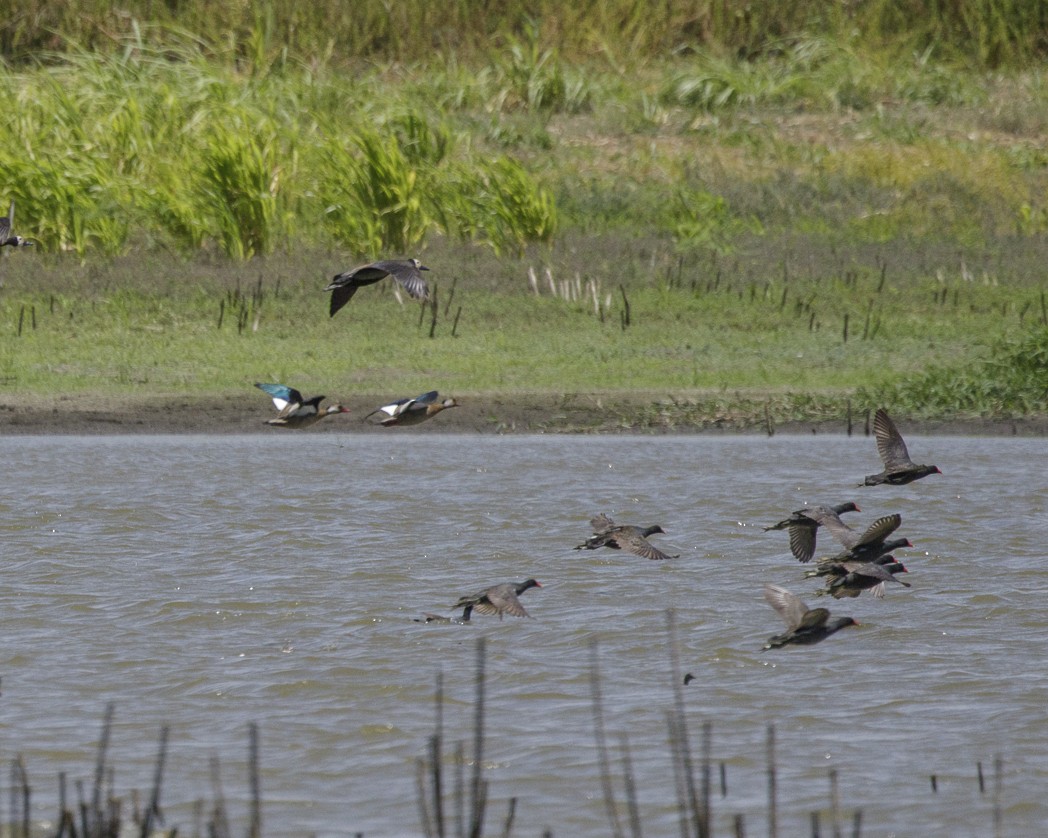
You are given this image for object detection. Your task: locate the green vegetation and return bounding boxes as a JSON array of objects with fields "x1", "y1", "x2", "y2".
[
  {"x1": 0, "y1": 5, "x2": 1046, "y2": 426},
  {"x1": 3, "y1": 1, "x2": 1045, "y2": 70}
]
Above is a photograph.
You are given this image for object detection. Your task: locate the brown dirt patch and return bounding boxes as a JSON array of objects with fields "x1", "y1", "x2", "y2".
[{"x1": 1, "y1": 391, "x2": 1046, "y2": 437}]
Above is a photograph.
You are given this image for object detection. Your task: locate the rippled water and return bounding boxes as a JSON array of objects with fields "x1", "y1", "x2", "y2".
[{"x1": 1, "y1": 433, "x2": 1046, "y2": 837}]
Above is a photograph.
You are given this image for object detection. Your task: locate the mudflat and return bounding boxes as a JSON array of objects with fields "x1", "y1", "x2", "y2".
[{"x1": 2, "y1": 391, "x2": 1045, "y2": 436}]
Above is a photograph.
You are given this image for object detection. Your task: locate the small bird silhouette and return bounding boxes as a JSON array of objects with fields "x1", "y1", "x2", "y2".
[
  {"x1": 864, "y1": 408, "x2": 941, "y2": 486},
  {"x1": 764, "y1": 501, "x2": 860, "y2": 563},
  {"x1": 762, "y1": 584, "x2": 858, "y2": 649},
  {"x1": 254, "y1": 383, "x2": 349, "y2": 429},
  {"x1": 807, "y1": 508, "x2": 909, "y2": 564},
  {"x1": 816, "y1": 560, "x2": 911, "y2": 599},
  {"x1": 325, "y1": 258, "x2": 430, "y2": 317},
  {"x1": 453, "y1": 579, "x2": 542, "y2": 620},
  {"x1": 575, "y1": 514, "x2": 678, "y2": 560}
]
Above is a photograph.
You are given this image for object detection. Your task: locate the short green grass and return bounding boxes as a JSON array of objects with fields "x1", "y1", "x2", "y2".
[
  {"x1": 1, "y1": 18, "x2": 1047, "y2": 424},
  {"x1": 1, "y1": 237, "x2": 1044, "y2": 422}
]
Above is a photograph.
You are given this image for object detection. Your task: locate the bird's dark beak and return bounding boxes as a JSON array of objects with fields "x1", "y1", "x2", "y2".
[{"x1": 419, "y1": 264, "x2": 430, "y2": 271}]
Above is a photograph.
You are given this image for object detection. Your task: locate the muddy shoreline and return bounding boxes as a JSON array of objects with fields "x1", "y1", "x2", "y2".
[{"x1": 1, "y1": 392, "x2": 1046, "y2": 436}]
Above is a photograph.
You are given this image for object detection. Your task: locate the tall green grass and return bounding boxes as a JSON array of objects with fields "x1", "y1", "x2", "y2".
[
  {"x1": 0, "y1": 45, "x2": 557, "y2": 258},
  {"x1": 3, "y1": 0, "x2": 1045, "y2": 70}
]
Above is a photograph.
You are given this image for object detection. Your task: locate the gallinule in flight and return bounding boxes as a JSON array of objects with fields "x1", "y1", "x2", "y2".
[
  {"x1": 864, "y1": 408, "x2": 941, "y2": 486},
  {"x1": 808, "y1": 508, "x2": 910, "y2": 563},
  {"x1": 762, "y1": 584, "x2": 858, "y2": 649},
  {"x1": 575, "y1": 514, "x2": 678, "y2": 560},
  {"x1": 453, "y1": 579, "x2": 542, "y2": 620},
  {"x1": 765, "y1": 501, "x2": 860, "y2": 563},
  {"x1": 325, "y1": 258, "x2": 430, "y2": 317},
  {"x1": 816, "y1": 560, "x2": 911, "y2": 599}
]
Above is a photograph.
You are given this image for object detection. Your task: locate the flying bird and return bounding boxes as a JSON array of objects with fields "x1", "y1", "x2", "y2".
[
  {"x1": 864, "y1": 408, "x2": 941, "y2": 486},
  {"x1": 575, "y1": 514, "x2": 678, "y2": 560},
  {"x1": 364, "y1": 390, "x2": 458, "y2": 427},
  {"x1": 806, "y1": 508, "x2": 909, "y2": 564},
  {"x1": 325, "y1": 258, "x2": 430, "y2": 317},
  {"x1": 804, "y1": 551, "x2": 900, "y2": 579},
  {"x1": 453, "y1": 579, "x2": 542, "y2": 621},
  {"x1": 816, "y1": 560, "x2": 911, "y2": 599},
  {"x1": 764, "y1": 501, "x2": 860, "y2": 563},
  {"x1": 762, "y1": 584, "x2": 858, "y2": 649},
  {"x1": 254, "y1": 382, "x2": 349, "y2": 429},
  {"x1": 0, "y1": 200, "x2": 34, "y2": 248}
]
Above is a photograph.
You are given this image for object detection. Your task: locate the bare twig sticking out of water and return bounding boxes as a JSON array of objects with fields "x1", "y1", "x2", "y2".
[
  {"x1": 90, "y1": 702, "x2": 115, "y2": 836},
  {"x1": 140, "y1": 724, "x2": 169, "y2": 838},
  {"x1": 500, "y1": 797, "x2": 517, "y2": 838},
  {"x1": 248, "y1": 722, "x2": 262, "y2": 838},
  {"x1": 469, "y1": 638, "x2": 488, "y2": 838},
  {"x1": 454, "y1": 740, "x2": 466, "y2": 838},
  {"x1": 829, "y1": 767, "x2": 841, "y2": 838},
  {"x1": 209, "y1": 754, "x2": 231, "y2": 838},
  {"x1": 993, "y1": 755, "x2": 1003, "y2": 838},
  {"x1": 618, "y1": 733, "x2": 643, "y2": 838},
  {"x1": 851, "y1": 809, "x2": 863, "y2": 838},
  {"x1": 418, "y1": 757, "x2": 434, "y2": 838},
  {"x1": 434, "y1": 670, "x2": 446, "y2": 837},
  {"x1": 700, "y1": 722, "x2": 712, "y2": 837},
  {"x1": 666, "y1": 711, "x2": 690, "y2": 838},
  {"x1": 11, "y1": 755, "x2": 30, "y2": 838},
  {"x1": 767, "y1": 723, "x2": 778, "y2": 838},
  {"x1": 665, "y1": 609, "x2": 708, "y2": 838},
  {"x1": 417, "y1": 670, "x2": 447, "y2": 838},
  {"x1": 588, "y1": 639, "x2": 625, "y2": 838}
]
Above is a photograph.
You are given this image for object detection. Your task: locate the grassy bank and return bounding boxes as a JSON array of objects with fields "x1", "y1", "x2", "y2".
[
  {"x1": 1, "y1": 236, "x2": 1046, "y2": 428},
  {"x1": 0, "y1": 21, "x2": 1047, "y2": 426},
  {"x1": 4, "y1": 0, "x2": 1046, "y2": 69}
]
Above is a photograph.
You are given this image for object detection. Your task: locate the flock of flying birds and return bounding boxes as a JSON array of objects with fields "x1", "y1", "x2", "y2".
[
  {"x1": 1, "y1": 213, "x2": 451, "y2": 432},
  {"x1": 760, "y1": 407, "x2": 941, "y2": 648},
  {"x1": 253, "y1": 257, "x2": 461, "y2": 430},
  {"x1": 3, "y1": 217, "x2": 944, "y2": 644},
  {"x1": 417, "y1": 408, "x2": 942, "y2": 646}
]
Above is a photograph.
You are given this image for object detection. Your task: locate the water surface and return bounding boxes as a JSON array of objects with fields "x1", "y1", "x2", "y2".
[{"x1": 1, "y1": 433, "x2": 1046, "y2": 836}]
